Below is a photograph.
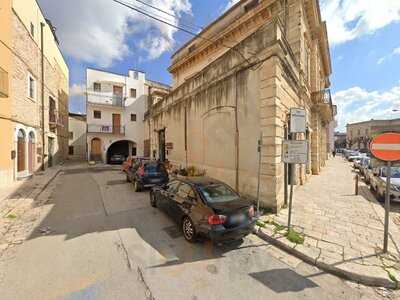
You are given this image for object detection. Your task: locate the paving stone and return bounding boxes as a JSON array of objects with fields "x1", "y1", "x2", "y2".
[{"x1": 318, "y1": 240, "x2": 343, "y2": 255}]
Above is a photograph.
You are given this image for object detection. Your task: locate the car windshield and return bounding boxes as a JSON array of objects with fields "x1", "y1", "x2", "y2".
[
  {"x1": 382, "y1": 167, "x2": 400, "y2": 178},
  {"x1": 145, "y1": 163, "x2": 166, "y2": 175},
  {"x1": 199, "y1": 183, "x2": 239, "y2": 203}
]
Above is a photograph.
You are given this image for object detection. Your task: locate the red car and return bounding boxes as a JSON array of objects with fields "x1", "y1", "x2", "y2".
[{"x1": 121, "y1": 157, "x2": 150, "y2": 173}]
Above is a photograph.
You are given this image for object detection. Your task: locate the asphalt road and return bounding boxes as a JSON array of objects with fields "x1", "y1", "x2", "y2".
[{"x1": 0, "y1": 166, "x2": 383, "y2": 299}]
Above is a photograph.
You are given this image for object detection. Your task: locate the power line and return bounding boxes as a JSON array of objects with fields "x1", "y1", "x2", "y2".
[
  {"x1": 131, "y1": 0, "x2": 204, "y2": 30},
  {"x1": 112, "y1": 0, "x2": 252, "y2": 64}
]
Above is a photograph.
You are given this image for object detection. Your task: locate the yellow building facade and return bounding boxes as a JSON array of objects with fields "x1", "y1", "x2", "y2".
[
  {"x1": 0, "y1": 0, "x2": 14, "y2": 186},
  {"x1": 0, "y1": 0, "x2": 69, "y2": 186}
]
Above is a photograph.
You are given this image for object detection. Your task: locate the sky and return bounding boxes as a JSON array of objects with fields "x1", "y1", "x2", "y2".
[{"x1": 37, "y1": 0, "x2": 400, "y2": 132}]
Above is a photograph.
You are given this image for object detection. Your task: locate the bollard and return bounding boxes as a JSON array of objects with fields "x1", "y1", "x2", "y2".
[{"x1": 355, "y1": 174, "x2": 359, "y2": 195}]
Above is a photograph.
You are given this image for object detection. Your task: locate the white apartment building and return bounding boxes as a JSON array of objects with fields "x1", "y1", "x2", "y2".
[{"x1": 86, "y1": 68, "x2": 147, "y2": 163}]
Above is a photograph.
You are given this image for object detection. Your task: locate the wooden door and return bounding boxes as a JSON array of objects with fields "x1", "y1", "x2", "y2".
[
  {"x1": 91, "y1": 138, "x2": 102, "y2": 161},
  {"x1": 28, "y1": 140, "x2": 35, "y2": 173},
  {"x1": 112, "y1": 114, "x2": 121, "y2": 134},
  {"x1": 17, "y1": 136, "x2": 25, "y2": 172}
]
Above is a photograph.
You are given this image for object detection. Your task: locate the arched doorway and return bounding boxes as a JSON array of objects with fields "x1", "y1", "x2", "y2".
[
  {"x1": 106, "y1": 140, "x2": 135, "y2": 164},
  {"x1": 28, "y1": 131, "x2": 35, "y2": 173},
  {"x1": 90, "y1": 138, "x2": 102, "y2": 161},
  {"x1": 17, "y1": 129, "x2": 26, "y2": 172}
]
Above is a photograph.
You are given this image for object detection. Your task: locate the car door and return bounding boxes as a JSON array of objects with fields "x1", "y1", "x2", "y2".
[{"x1": 158, "y1": 180, "x2": 180, "y2": 215}]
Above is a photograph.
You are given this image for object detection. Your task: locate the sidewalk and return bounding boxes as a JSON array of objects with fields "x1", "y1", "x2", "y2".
[
  {"x1": 0, "y1": 165, "x2": 63, "y2": 256},
  {"x1": 256, "y1": 157, "x2": 400, "y2": 289}
]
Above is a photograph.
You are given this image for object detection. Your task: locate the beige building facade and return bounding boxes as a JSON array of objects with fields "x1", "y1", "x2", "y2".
[
  {"x1": 68, "y1": 113, "x2": 86, "y2": 160},
  {"x1": 145, "y1": 0, "x2": 335, "y2": 211},
  {"x1": 346, "y1": 118, "x2": 400, "y2": 150},
  {"x1": 0, "y1": 0, "x2": 69, "y2": 186}
]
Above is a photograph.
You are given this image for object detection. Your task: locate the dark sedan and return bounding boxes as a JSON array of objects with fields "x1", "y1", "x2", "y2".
[
  {"x1": 109, "y1": 154, "x2": 126, "y2": 165},
  {"x1": 150, "y1": 177, "x2": 257, "y2": 243},
  {"x1": 126, "y1": 160, "x2": 169, "y2": 192}
]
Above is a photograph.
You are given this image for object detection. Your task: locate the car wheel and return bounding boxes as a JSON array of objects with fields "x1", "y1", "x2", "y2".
[
  {"x1": 182, "y1": 216, "x2": 197, "y2": 243},
  {"x1": 133, "y1": 180, "x2": 141, "y2": 192},
  {"x1": 150, "y1": 191, "x2": 157, "y2": 207}
]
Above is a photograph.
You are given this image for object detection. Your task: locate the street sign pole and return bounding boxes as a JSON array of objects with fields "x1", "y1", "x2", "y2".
[
  {"x1": 256, "y1": 133, "x2": 262, "y2": 215},
  {"x1": 383, "y1": 161, "x2": 391, "y2": 253},
  {"x1": 288, "y1": 161, "x2": 295, "y2": 229},
  {"x1": 369, "y1": 132, "x2": 400, "y2": 253}
]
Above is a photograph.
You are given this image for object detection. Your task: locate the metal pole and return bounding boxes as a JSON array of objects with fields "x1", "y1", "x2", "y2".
[
  {"x1": 256, "y1": 133, "x2": 262, "y2": 214},
  {"x1": 288, "y1": 163, "x2": 295, "y2": 229},
  {"x1": 383, "y1": 161, "x2": 391, "y2": 253},
  {"x1": 284, "y1": 125, "x2": 288, "y2": 206}
]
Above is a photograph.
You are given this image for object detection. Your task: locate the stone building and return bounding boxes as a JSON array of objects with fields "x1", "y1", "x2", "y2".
[
  {"x1": 68, "y1": 113, "x2": 86, "y2": 160},
  {"x1": 145, "y1": 0, "x2": 335, "y2": 211},
  {"x1": 346, "y1": 118, "x2": 400, "y2": 150},
  {"x1": 0, "y1": 0, "x2": 69, "y2": 186},
  {"x1": 86, "y1": 68, "x2": 169, "y2": 163}
]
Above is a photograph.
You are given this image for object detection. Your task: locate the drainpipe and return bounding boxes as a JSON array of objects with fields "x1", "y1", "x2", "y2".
[{"x1": 40, "y1": 22, "x2": 45, "y2": 171}]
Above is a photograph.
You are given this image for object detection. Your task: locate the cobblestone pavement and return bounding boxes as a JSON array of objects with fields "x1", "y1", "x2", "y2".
[
  {"x1": 0, "y1": 165, "x2": 62, "y2": 258},
  {"x1": 259, "y1": 156, "x2": 400, "y2": 289}
]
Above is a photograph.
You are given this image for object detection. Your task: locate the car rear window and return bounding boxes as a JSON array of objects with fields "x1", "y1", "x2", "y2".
[
  {"x1": 144, "y1": 163, "x2": 166, "y2": 175},
  {"x1": 199, "y1": 183, "x2": 239, "y2": 203}
]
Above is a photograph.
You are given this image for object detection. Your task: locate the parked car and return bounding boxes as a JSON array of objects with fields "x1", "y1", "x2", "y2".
[
  {"x1": 122, "y1": 156, "x2": 150, "y2": 173},
  {"x1": 343, "y1": 150, "x2": 358, "y2": 160},
  {"x1": 359, "y1": 157, "x2": 371, "y2": 179},
  {"x1": 126, "y1": 160, "x2": 169, "y2": 192},
  {"x1": 348, "y1": 152, "x2": 366, "y2": 162},
  {"x1": 109, "y1": 154, "x2": 126, "y2": 164},
  {"x1": 150, "y1": 177, "x2": 257, "y2": 243},
  {"x1": 369, "y1": 166, "x2": 400, "y2": 203}
]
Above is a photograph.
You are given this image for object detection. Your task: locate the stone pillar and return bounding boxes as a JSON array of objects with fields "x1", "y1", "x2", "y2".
[{"x1": 258, "y1": 56, "x2": 283, "y2": 212}]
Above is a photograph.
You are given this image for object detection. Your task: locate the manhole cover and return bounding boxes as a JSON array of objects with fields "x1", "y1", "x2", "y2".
[
  {"x1": 163, "y1": 226, "x2": 183, "y2": 239},
  {"x1": 106, "y1": 180, "x2": 127, "y2": 186}
]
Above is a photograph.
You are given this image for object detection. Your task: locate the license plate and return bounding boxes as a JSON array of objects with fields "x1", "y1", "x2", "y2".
[
  {"x1": 149, "y1": 178, "x2": 161, "y2": 183},
  {"x1": 231, "y1": 213, "x2": 245, "y2": 223}
]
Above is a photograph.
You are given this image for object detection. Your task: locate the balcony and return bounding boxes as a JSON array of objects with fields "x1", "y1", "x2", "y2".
[
  {"x1": 0, "y1": 67, "x2": 9, "y2": 98},
  {"x1": 87, "y1": 124, "x2": 125, "y2": 135},
  {"x1": 87, "y1": 92, "x2": 125, "y2": 108},
  {"x1": 49, "y1": 111, "x2": 64, "y2": 127},
  {"x1": 311, "y1": 89, "x2": 335, "y2": 122}
]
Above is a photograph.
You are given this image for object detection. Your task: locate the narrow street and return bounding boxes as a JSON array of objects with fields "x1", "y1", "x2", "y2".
[{"x1": 0, "y1": 166, "x2": 383, "y2": 300}]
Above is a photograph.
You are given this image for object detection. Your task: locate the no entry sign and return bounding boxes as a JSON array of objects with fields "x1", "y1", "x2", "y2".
[{"x1": 370, "y1": 132, "x2": 400, "y2": 161}]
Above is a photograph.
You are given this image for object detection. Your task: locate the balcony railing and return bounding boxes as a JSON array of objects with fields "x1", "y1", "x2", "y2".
[
  {"x1": 87, "y1": 124, "x2": 125, "y2": 135},
  {"x1": 87, "y1": 92, "x2": 124, "y2": 107},
  {"x1": 0, "y1": 67, "x2": 9, "y2": 98},
  {"x1": 311, "y1": 88, "x2": 335, "y2": 122}
]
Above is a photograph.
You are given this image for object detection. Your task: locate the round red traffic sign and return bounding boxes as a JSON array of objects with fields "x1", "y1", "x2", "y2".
[{"x1": 370, "y1": 132, "x2": 400, "y2": 161}]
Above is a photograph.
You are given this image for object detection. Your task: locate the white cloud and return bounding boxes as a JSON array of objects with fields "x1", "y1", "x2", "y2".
[
  {"x1": 333, "y1": 84, "x2": 400, "y2": 131},
  {"x1": 224, "y1": 0, "x2": 240, "y2": 11},
  {"x1": 376, "y1": 46, "x2": 400, "y2": 65},
  {"x1": 38, "y1": 0, "x2": 192, "y2": 67},
  {"x1": 321, "y1": 0, "x2": 400, "y2": 46}
]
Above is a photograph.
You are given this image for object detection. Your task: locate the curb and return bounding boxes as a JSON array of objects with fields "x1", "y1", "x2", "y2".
[
  {"x1": 255, "y1": 227, "x2": 399, "y2": 290},
  {"x1": 32, "y1": 169, "x2": 63, "y2": 202}
]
